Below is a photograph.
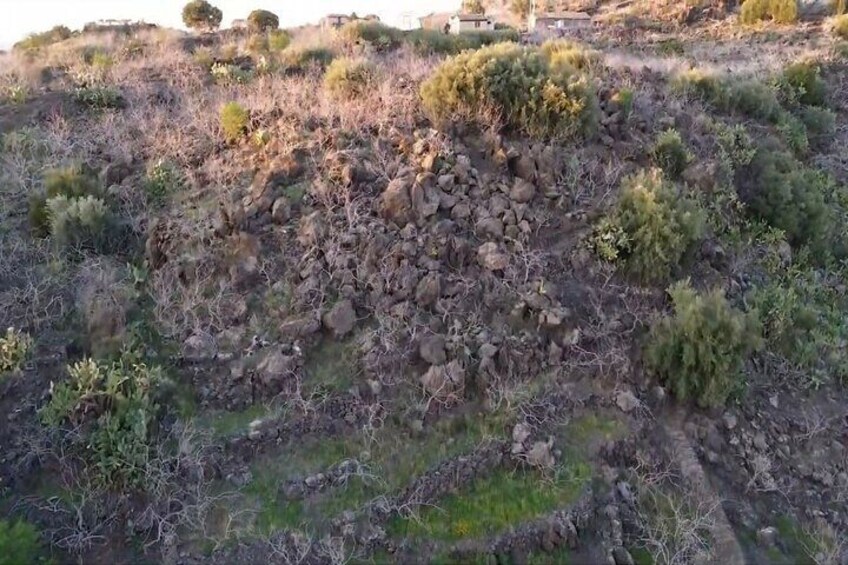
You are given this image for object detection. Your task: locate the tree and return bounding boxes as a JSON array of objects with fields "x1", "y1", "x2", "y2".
[
  {"x1": 462, "y1": 0, "x2": 486, "y2": 14},
  {"x1": 182, "y1": 0, "x2": 223, "y2": 31},
  {"x1": 247, "y1": 9, "x2": 279, "y2": 33}
]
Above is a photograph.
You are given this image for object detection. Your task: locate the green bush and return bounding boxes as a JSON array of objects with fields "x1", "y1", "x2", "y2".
[
  {"x1": 46, "y1": 194, "x2": 114, "y2": 252},
  {"x1": 220, "y1": 101, "x2": 249, "y2": 143},
  {"x1": 740, "y1": 0, "x2": 799, "y2": 24},
  {"x1": 182, "y1": 0, "x2": 223, "y2": 31},
  {"x1": 3, "y1": 84, "x2": 28, "y2": 105},
  {"x1": 29, "y1": 164, "x2": 101, "y2": 237},
  {"x1": 41, "y1": 358, "x2": 164, "y2": 486},
  {"x1": 210, "y1": 62, "x2": 253, "y2": 84},
  {"x1": 0, "y1": 328, "x2": 33, "y2": 374},
  {"x1": 0, "y1": 520, "x2": 42, "y2": 565},
  {"x1": 651, "y1": 129, "x2": 692, "y2": 179},
  {"x1": 778, "y1": 61, "x2": 826, "y2": 106},
  {"x1": 247, "y1": 9, "x2": 279, "y2": 33},
  {"x1": 776, "y1": 112, "x2": 809, "y2": 154},
  {"x1": 646, "y1": 280, "x2": 761, "y2": 408},
  {"x1": 404, "y1": 29, "x2": 517, "y2": 55},
  {"x1": 337, "y1": 21, "x2": 402, "y2": 51},
  {"x1": 722, "y1": 79, "x2": 782, "y2": 122},
  {"x1": 74, "y1": 86, "x2": 125, "y2": 110},
  {"x1": 736, "y1": 144, "x2": 833, "y2": 252},
  {"x1": 590, "y1": 169, "x2": 704, "y2": 282},
  {"x1": 281, "y1": 47, "x2": 335, "y2": 71},
  {"x1": 324, "y1": 57, "x2": 375, "y2": 99},
  {"x1": 421, "y1": 42, "x2": 597, "y2": 139},
  {"x1": 835, "y1": 14, "x2": 848, "y2": 37},
  {"x1": 798, "y1": 105, "x2": 836, "y2": 140}
]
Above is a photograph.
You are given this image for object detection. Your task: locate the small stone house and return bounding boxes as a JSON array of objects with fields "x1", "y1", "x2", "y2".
[
  {"x1": 320, "y1": 14, "x2": 353, "y2": 30},
  {"x1": 449, "y1": 13, "x2": 495, "y2": 34},
  {"x1": 528, "y1": 11, "x2": 592, "y2": 32}
]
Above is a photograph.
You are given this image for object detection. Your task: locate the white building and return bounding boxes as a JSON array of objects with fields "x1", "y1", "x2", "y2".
[{"x1": 449, "y1": 13, "x2": 495, "y2": 34}]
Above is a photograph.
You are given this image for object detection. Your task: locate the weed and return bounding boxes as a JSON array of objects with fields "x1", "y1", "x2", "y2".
[
  {"x1": 74, "y1": 86, "x2": 125, "y2": 110},
  {"x1": 0, "y1": 328, "x2": 33, "y2": 374},
  {"x1": 29, "y1": 164, "x2": 102, "y2": 237},
  {"x1": 645, "y1": 280, "x2": 761, "y2": 408},
  {"x1": 144, "y1": 159, "x2": 183, "y2": 208},
  {"x1": 282, "y1": 47, "x2": 335, "y2": 71},
  {"x1": 46, "y1": 194, "x2": 114, "y2": 253}
]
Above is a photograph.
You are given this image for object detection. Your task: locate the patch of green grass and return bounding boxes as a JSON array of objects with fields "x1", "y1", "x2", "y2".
[
  {"x1": 304, "y1": 337, "x2": 361, "y2": 394},
  {"x1": 284, "y1": 182, "x2": 308, "y2": 205},
  {"x1": 774, "y1": 515, "x2": 818, "y2": 563},
  {"x1": 388, "y1": 463, "x2": 590, "y2": 541},
  {"x1": 194, "y1": 404, "x2": 277, "y2": 438},
  {"x1": 564, "y1": 414, "x2": 626, "y2": 448}
]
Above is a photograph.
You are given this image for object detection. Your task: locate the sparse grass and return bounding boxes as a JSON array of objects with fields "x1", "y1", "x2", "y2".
[
  {"x1": 303, "y1": 337, "x2": 360, "y2": 394},
  {"x1": 0, "y1": 520, "x2": 43, "y2": 565},
  {"x1": 194, "y1": 404, "x2": 278, "y2": 438},
  {"x1": 388, "y1": 463, "x2": 590, "y2": 541}
]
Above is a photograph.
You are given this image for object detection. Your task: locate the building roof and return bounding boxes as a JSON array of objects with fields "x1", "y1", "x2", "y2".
[
  {"x1": 534, "y1": 11, "x2": 592, "y2": 20},
  {"x1": 452, "y1": 13, "x2": 492, "y2": 21},
  {"x1": 323, "y1": 14, "x2": 352, "y2": 19}
]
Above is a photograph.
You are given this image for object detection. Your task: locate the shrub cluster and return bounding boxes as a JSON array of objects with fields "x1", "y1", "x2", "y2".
[
  {"x1": 777, "y1": 60, "x2": 826, "y2": 106},
  {"x1": 46, "y1": 194, "x2": 115, "y2": 252},
  {"x1": 739, "y1": 0, "x2": 799, "y2": 24},
  {"x1": 405, "y1": 28, "x2": 518, "y2": 55},
  {"x1": 281, "y1": 47, "x2": 335, "y2": 71},
  {"x1": 651, "y1": 129, "x2": 692, "y2": 179},
  {"x1": 0, "y1": 327, "x2": 33, "y2": 374},
  {"x1": 736, "y1": 143, "x2": 835, "y2": 254},
  {"x1": 74, "y1": 85, "x2": 125, "y2": 110},
  {"x1": 324, "y1": 57, "x2": 375, "y2": 99},
  {"x1": 41, "y1": 358, "x2": 164, "y2": 486},
  {"x1": 591, "y1": 169, "x2": 704, "y2": 283},
  {"x1": 540, "y1": 39, "x2": 601, "y2": 73},
  {"x1": 220, "y1": 101, "x2": 249, "y2": 142},
  {"x1": 421, "y1": 42, "x2": 598, "y2": 139},
  {"x1": 12, "y1": 25, "x2": 72, "y2": 52},
  {"x1": 337, "y1": 21, "x2": 402, "y2": 52},
  {"x1": 645, "y1": 280, "x2": 761, "y2": 408},
  {"x1": 29, "y1": 164, "x2": 101, "y2": 237},
  {"x1": 210, "y1": 62, "x2": 253, "y2": 84}
]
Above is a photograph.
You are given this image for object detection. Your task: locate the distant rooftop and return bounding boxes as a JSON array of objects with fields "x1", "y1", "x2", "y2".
[
  {"x1": 534, "y1": 11, "x2": 591, "y2": 19},
  {"x1": 452, "y1": 13, "x2": 492, "y2": 21}
]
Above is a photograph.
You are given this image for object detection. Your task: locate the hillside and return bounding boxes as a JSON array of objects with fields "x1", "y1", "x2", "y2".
[{"x1": 2, "y1": 5, "x2": 848, "y2": 565}]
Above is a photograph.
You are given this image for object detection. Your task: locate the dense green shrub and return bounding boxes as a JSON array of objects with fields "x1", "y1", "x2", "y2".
[
  {"x1": 247, "y1": 9, "x2": 279, "y2": 33},
  {"x1": 776, "y1": 112, "x2": 809, "y2": 154},
  {"x1": 404, "y1": 29, "x2": 518, "y2": 55},
  {"x1": 736, "y1": 144, "x2": 833, "y2": 252},
  {"x1": 210, "y1": 62, "x2": 253, "y2": 84},
  {"x1": 74, "y1": 86, "x2": 125, "y2": 110},
  {"x1": 0, "y1": 328, "x2": 33, "y2": 374},
  {"x1": 182, "y1": 0, "x2": 223, "y2": 31},
  {"x1": 646, "y1": 280, "x2": 760, "y2": 408},
  {"x1": 740, "y1": 0, "x2": 799, "y2": 24},
  {"x1": 778, "y1": 61, "x2": 826, "y2": 106},
  {"x1": 590, "y1": 169, "x2": 704, "y2": 282},
  {"x1": 835, "y1": 14, "x2": 848, "y2": 37},
  {"x1": 673, "y1": 69, "x2": 725, "y2": 102},
  {"x1": 41, "y1": 358, "x2": 164, "y2": 486},
  {"x1": 421, "y1": 42, "x2": 598, "y2": 139},
  {"x1": 46, "y1": 194, "x2": 114, "y2": 252},
  {"x1": 281, "y1": 47, "x2": 335, "y2": 71},
  {"x1": 337, "y1": 21, "x2": 402, "y2": 51},
  {"x1": 324, "y1": 57, "x2": 375, "y2": 99},
  {"x1": 0, "y1": 520, "x2": 42, "y2": 565},
  {"x1": 651, "y1": 129, "x2": 692, "y2": 179},
  {"x1": 29, "y1": 165, "x2": 101, "y2": 237},
  {"x1": 220, "y1": 101, "x2": 249, "y2": 142}
]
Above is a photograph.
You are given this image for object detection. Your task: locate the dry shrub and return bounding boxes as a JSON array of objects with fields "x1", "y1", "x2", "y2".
[
  {"x1": 420, "y1": 42, "x2": 597, "y2": 139},
  {"x1": 740, "y1": 0, "x2": 799, "y2": 24},
  {"x1": 835, "y1": 14, "x2": 848, "y2": 37},
  {"x1": 219, "y1": 101, "x2": 249, "y2": 143},
  {"x1": 324, "y1": 57, "x2": 375, "y2": 99}
]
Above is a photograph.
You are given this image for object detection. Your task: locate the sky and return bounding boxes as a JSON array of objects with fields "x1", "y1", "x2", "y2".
[{"x1": 0, "y1": 0, "x2": 462, "y2": 48}]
